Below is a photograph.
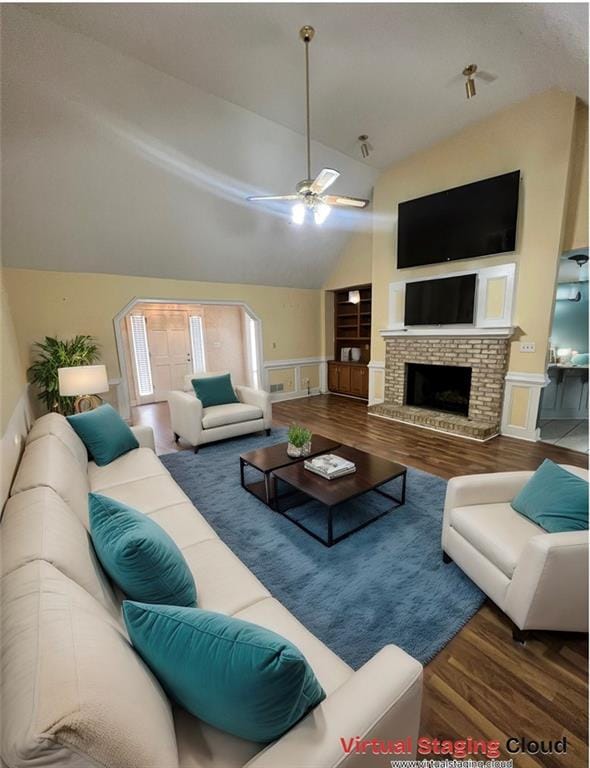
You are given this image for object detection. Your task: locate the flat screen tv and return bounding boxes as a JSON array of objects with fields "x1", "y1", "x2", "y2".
[
  {"x1": 404, "y1": 274, "x2": 476, "y2": 326},
  {"x1": 397, "y1": 170, "x2": 520, "y2": 268}
]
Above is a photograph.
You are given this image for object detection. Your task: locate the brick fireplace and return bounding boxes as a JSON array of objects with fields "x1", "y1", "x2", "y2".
[{"x1": 369, "y1": 334, "x2": 510, "y2": 440}]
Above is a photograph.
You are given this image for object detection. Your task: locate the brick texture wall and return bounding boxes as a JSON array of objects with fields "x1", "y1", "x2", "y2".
[{"x1": 384, "y1": 336, "x2": 509, "y2": 426}]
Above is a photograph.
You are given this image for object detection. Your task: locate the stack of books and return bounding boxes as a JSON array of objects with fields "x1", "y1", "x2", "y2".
[{"x1": 304, "y1": 454, "x2": 356, "y2": 480}]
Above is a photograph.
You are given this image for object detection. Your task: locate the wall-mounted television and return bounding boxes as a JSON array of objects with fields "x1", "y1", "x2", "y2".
[
  {"x1": 404, "y1": 273, "x2": 477, "y2": 326},
  {"x1": 397, "y1": 170, "x2": 520, "y2": 269}
]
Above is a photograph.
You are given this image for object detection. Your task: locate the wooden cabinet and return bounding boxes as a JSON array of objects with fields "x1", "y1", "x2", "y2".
[
  {"x1": 328, "y1": 361, "x2": 368, "y2": 399},
  {"x1": 350, "y1": 365, "x2": 367, "y2": 397}
]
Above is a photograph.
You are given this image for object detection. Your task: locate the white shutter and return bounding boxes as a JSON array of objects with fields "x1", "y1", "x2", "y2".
[
  {"x1": 130, "y1": 315, "x2": 153, "y2": 396},
  {"x1": 189, "y1": 316, "x2": 206, "y2": 373},
  {"x1": 247, "y1": 316, "x2": 260, "y2": 389}
]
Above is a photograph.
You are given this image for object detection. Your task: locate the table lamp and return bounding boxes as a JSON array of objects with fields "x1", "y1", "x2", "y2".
[{"x1": 58, "y1": 364, "x2": 109, "y2": 413}]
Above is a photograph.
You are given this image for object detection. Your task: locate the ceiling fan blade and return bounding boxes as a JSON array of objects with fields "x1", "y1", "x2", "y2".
[
  {"x1": 476, "y1": 71, "x2": 498, "y2": 84},
  {"x1": 322, "y1": 194, "x2": 369, "y2": 209},
  {"x1": 310, "y1": 168, "x2": 340, "y2": 195},
  {"x1": 247, "y1": 194, "x2": 300, "y2": 202}
]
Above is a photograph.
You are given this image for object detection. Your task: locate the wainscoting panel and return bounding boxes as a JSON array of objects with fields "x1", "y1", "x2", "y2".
[
  {"x1": 263, "y1": 358, "x2": 327, "y2": 402},
  {"x1": 501, "y1": 371, "x2": 549, "y2": 441}
]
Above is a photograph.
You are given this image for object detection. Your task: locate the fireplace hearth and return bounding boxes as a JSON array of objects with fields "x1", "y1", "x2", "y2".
[
  {"x1": 369, "y1": 333, "x2": 510, "y2": 440},
  {"x1": 406, "y1": 363, "x2": 472, "y2": 417}
]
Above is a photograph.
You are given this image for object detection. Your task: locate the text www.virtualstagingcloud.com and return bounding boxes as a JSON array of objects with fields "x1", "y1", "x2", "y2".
[{"x1": 389, "y1": 761, "x2": 514, "y2": 768}]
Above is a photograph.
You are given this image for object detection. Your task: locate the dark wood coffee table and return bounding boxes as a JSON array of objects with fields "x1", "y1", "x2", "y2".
[
  {"x1": 239, "y1": 434, "x2": 340, "y2": 507},
  {"x1": 271, "y1": 445, "x2": 407, "y2": 547}
]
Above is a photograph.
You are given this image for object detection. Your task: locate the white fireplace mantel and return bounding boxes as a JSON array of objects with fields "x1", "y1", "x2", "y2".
[{"x1": 380, "y1": 326, "x2": 515, "y2": 338}]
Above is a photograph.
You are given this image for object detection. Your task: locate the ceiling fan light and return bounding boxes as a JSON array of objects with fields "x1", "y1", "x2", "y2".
[
  {"x1": 465, "y1": 78, "x2": 476, "y2": 99},
  {"x1": 314, "y1": 202, "x2": 331, "y2": 225},
  {"x1": 292, "y1": 202, "x2": 305, "y2": 225}
]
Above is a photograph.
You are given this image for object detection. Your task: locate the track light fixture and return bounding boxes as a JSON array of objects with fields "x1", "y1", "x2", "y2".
[
  {"x1": 463, "y1": 64, "x2": 477, "y2": 99},
  {"x1": 358, "y1": 135, "x2": 373, "y2": 159}
]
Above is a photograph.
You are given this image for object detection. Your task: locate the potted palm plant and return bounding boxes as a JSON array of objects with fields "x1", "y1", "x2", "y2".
[
  {"x1": 287, "y1": 424, "x2": 313, "y2": 458},
  {"x1": 28, "y1": 335, "x2": 100, "y2": 415}
]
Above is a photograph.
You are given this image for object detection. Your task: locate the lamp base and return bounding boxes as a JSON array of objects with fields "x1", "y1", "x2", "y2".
[{"x1": 73, "y1": 394, "x2": 104, "y2": 413}]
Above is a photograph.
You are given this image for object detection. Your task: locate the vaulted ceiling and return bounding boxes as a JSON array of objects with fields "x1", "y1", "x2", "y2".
[{"x1": 2, "y1": 4, "x2": 587, "y2": 288}]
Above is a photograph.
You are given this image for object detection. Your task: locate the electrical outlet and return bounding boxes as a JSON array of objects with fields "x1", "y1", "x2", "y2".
[{"x1": 520, "y1": 341, "x2": 535, "y2": 353}]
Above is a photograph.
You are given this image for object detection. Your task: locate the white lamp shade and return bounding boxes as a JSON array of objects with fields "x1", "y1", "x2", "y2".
[{"x1": 58, "y1": 365, "x2": 109, "y2": 396}]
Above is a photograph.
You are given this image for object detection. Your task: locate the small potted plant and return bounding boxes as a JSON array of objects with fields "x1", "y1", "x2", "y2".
[{"x1": 287, "y1": 424, "x2": 313, "y2": 458}]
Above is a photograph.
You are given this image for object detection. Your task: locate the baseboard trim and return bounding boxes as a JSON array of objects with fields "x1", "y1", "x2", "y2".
[{"x1": 270, "y1": 388, "x2": 322, "y2": 403}]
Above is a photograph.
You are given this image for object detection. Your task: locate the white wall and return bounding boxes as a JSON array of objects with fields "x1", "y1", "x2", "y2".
[{"x1": 1, "y1": 7, "x2": 377, "y2": 289}]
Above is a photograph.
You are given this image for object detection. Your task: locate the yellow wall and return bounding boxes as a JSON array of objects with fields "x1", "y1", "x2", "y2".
[
  {"x1": 563, "y1": 100, "x2": 589, "y2": 252},
  {"x1": 324, "y1": 230, "x2": 373, "y2": 290},
  {"x1": 1, "y1": 278, "x2": 27, "y2": 432},
  {"x1": 371, "y1": 89, "x2": 577, "y2": 374},
  {"x1": 3, "y1": 269, "x2": 322, "y2": 384}
]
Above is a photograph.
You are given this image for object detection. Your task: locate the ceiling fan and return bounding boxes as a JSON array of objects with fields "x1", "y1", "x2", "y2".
[
  {"x1": 459, "y1": 64, "x2": 498, "y2": 99},
  {"x1": 247, "y1": 26, "x2": 370, "y2": 225}
]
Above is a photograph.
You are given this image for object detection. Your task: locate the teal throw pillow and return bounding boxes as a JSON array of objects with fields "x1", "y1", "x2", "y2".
[
  {"x1": 67, "y1": 403, "x2": 139, "y2": 466},
  {"x1": 511, "y1": 459, "x2": 588, "y2": 533},
  {"x1": 90, "y1": 493, "x2": 196, "y2": 606},
  {"x1": 571, "y1": 353, "x2": 589, "y2": 366},
  {"x1": 192, "y1": 374, "x2": 239, "y2": 408},
  {"x1": 123, "y1": 602, "x2": 325, "y2": 742}
]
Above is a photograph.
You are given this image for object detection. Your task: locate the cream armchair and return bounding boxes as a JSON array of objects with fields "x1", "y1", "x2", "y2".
[
  {"x1": 442, "y1": 465, "x2": 588, "y2": 642},
  {"x1": 168, "y1": 373, "x2": 271, "y2": 452}
]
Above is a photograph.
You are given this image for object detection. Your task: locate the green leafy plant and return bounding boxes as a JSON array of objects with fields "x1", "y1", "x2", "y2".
[
  {"x1": 28, "y1": 335, "x2": 100, "y2": 415},
  {"x1": 287, "y1": 424, "x2": 312, "y2": 448}
]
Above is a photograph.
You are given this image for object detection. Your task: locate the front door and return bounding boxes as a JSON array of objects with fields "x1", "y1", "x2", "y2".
[{"x1": 144, "y1": 310, "x2": 192, "y2": 402}]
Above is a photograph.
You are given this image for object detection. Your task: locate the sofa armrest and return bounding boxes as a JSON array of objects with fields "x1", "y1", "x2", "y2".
[
  {"x1": 505, "y1": 531, "x2": 589, "y2": 631},
  {"x1": 235, "y1": 385, "x2": 272, "y2": 429},
  {"x1": 167, "y1": 391, "x2": 203, "y2": 447},
  {"x1": 442, "y1": 471, "x2": 534, "y2": 548},
  {"x1": 243, "y1": 646, "x2": 422, "y2": 768},
  {"x1": 130, "y1": 425, "x2": 155, "y2": 451}
]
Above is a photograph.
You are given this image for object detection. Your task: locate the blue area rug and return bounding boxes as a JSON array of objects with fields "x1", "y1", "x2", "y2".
[{"x1": 160, "y1": 429, "x2": 484, "y2": 668}]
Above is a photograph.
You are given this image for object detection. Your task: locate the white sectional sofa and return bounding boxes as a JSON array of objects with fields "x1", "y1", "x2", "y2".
[
  {"x1": 168, "y1": 374, "x2": 272, "y2": 452},
  {"x1": 1, "y1": 412, "x2": 423, "y2": 768}
]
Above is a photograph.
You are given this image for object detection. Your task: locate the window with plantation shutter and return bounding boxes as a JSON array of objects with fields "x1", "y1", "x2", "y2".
[
  {"x1": 247, "y1": 316, "x2": 260, "y2": 389},
  {"x1": 130, "y1": 315, "x2": 153, "y2": 396},
  {"x1": 189, "y1": 316, "x2": 206, "y2": 373}
]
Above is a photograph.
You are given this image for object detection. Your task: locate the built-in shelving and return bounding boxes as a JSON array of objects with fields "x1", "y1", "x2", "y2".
[{"x1": 329, "y1": 284, "x2": 372, "y2": 400}]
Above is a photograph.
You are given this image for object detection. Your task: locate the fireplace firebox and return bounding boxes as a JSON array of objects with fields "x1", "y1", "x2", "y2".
[{"x1": 406, "y1": 363, "x2": 472, "y2": 417}]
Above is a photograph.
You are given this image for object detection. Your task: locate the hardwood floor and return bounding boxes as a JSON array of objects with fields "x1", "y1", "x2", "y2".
[{"x1": 134, "y1": 395, "x2": 588, "y2": 766}]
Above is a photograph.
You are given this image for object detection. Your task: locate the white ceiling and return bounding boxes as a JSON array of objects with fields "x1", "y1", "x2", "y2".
[
  {"x1": 2, "y1": 4, "x2": 587, "y2": 289},
  {"x1": 26, "y1": 3, "x2": 589, "y2": 169}
]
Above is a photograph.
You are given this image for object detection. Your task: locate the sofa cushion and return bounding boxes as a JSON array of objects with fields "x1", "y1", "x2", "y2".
[
  {"x1": 202, "y1": 403, "x2": 263, "y2": 430},
  {"x1": 235, "y1": 597, "x2": 352, "y2": 696},
  {"x1": 1, "y1": 487, "x2": 119, "y2": 616},
  {"x1": 1, "y1": 561, "x2": 178, "y2": 768},
  {"x1": 147, "y1": 502, "x2": 218, "y2": 548},
  {"x1": 450, "y1": 502, "x2": 545, "y2": 578},
  {"x1": 26, "y1": 412, "x2": 88, "y2": 470},
  {"x1": 88, "y1": 446, "x2": 169, "y2": 491},
  {"x1": 123, "y1": 602, "x2": 326, "y2": 743},
  {"x1": 90, "y1": 493, "x2": 197, "y2": 607},
  {"x1": 192, "y1": 374, "x2": 239, "y2": 408},
  {"x1": 174, "y1": 705, "x2": 261, "y2": 768},
  {"x1": 511, "y1": 459, "x2": 589, "y2": 532},
  {"x1": 11, "y1": 434, "x2": 91, "y2": 526},
  {"x1": 181, "y1": 539, "x2": 270, "y2": 615},
  {"x1": 91, "y1": 473, "x2": 190, "y2": 513},
  {"x1": 67, "y1": 404, "x2": 139, "y2": 466}
]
